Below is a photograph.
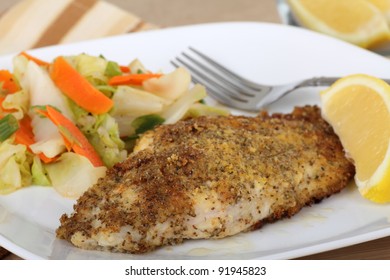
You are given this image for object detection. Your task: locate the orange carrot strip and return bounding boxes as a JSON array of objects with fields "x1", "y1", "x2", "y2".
[
  {"x1": 14, "y1": 115, "x2": 34, "y2": 146},
  {"x1": 0, "y1": 96, "x2": 18, "y2": 120},
  {"x1": 0, "y1": 70, "x2": 20, "y2": 93},
  {"x1": 14, "y1": 115, "x2": 58, "y2": 163},
  {"x1": 0, "y1": 97, "x2": 16, "y2": 115},
  {"x1": 119, "y1": 65, "x2": 130, "y2": 73},
  {"x1": 20, "y1": 51, "x2": 50, "y2": 67},
  {"x1": 108, "y1": 73, "x2": 162, "y2": 86},
  {"x1": 50, "y1": 56, "x2": 113, "y2": 114},
  {"x1": 0, "y1": 97, "x2": 5, "y2": 108},
  {"x1": 0, "y1": 72, "x2": 19, "y2": 118},
  {"x1": 38, "y1": 153, "x2": 60, "y2": 164},
  {"x1": 35, "y1": 106, "x2": 104, "y2": 167},
  {"x1": 0, "y1": 97, "x2": 4, "y2": 118}
]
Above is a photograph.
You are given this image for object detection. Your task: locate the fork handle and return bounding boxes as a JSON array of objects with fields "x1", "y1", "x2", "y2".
[
  {"x1": 259, "y1": 76, "x2": 390, "y2": 110},
  {"x1": 300, "y1": 76, "x2": 390, "y2": 87},
  {"x1": 299, "y1": 77, "x2": 340, "y2": 87}
]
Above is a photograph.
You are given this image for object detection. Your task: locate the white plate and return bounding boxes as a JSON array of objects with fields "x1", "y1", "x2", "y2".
[{"x1": 1, "y1": 22, "x2": 390, "y2": 260}]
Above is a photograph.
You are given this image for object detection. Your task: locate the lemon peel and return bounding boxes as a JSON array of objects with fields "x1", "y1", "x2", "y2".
[
  {"x1": 288, "y1": 0, "x2": 390, "y2": 48},
  {"x1": 321, "y1": 74, "x2": 390, "y2": 203}
]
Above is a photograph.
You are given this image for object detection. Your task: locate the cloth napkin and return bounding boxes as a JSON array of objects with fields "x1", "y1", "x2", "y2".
[
  {"x1": 0, "y1": 247, "x2": 10, "y2": 258},
  {"x1": 0, "y1": 0, "x2": 157, "y2": 55}
]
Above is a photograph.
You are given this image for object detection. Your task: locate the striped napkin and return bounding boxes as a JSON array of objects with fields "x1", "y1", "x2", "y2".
[
  {"x1": 0, "y1": 246, "x2": 8, "y2": 258},
  {"x1": 0, "y1": 0, "x2": 157, "y2": 55}
]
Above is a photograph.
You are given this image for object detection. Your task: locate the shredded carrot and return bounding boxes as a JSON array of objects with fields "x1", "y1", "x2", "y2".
[
  {"x1": 119, "y1": 65, "x2": 130, "y2": 73},
  {"x1": 20, "y1": 51, "x2": 50, "y2": 67},
  {"x1": 108, "y1": 73, "x2": 162, "y2": 86},
  {"x1": 14, "y1": 115, "x2": 34, "y2": 146},
  {"x1": 0, "y1": 97, "x2": 4, "y2": 118},
  {"x1": 0, "y1": 97, "x2": 16, "y2": 116},
  {"x1": 0, "y1": 71, "x2": 19, "y2": 117},
  {"x1": 38, "y1": 153, "x2": 60, "y2": 164},
  {"x1": 0, "y1": 95, "x2": 17, "y2": 119},
  {"x1": 35, "y1": 106, "x2": 104, "y2": 167},
  {"x1": 50, "y1": 56, "x2": 113, "y2": 114},
  {"x1": 0, "y1": 70, "x2": 20, "y2": 93},
  {"x1": 13, "y1": 115, "x2": 58, "y2": 163}
]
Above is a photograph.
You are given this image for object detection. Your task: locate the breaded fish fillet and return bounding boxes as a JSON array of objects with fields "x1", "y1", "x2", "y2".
[{"x1": 57, "y1": 106, "x2": 354, "y2": 253}]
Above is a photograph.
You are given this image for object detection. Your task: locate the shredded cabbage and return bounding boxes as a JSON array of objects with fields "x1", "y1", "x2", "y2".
[
  {"x1": 12, "y1": 55, "x2": 28, "y2": 84},
  {"x1": 143, "y1": 67, "x2": 191, "y2": 100},
  {"x1": 185, "y1": 103, "x2": 230, "y2": 118},
  {"x1": 105, "y1": 61, "x2": 122, "y2": 77},
  {"x1": 24, "y1": 61, "x2": 72, "y2": 158},
  {"x1": 68, "y1": 100, "x2": 126, "y2": 168},
  {"x1": 128, "y1": 59, "x2": 147, "y2": 74},
  {"x1": 162, "y1": 84, "x2": 207, "y2": 124},
  {"x1": 0, "y1": 52, "x2": 230, "y2": 198},
  {"x1": 2, "y1": 89, "x2": 29, "y2": 120},
  {"x1": 112, "y1": 86, "x2": 168, "y2": 117},
  {"x1": 45, "y1": 152, "x2": 106, "y2": 199},
  {"x1": 88, "y1": 115, "x2": 127, "y2": 168},
  {"x1": 31, "y1": 156, "x2": 51, "y2": 186},
  {"x1": 70, "y1": 54, "x2": 108, "y2": 86},
  {"x1": 111, "y1": 86, "x2": 169, "y2": 137},
  {"x1": 0, "y1": 140, "x2": 32, "y2": 194}
]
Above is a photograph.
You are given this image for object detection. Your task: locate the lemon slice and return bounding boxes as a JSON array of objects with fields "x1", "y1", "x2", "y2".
[
  {"x1": 367, "y1": 0, "x2": 390, "y2": 24},
  {"x1": 287, "y1": 0, "x2": 390, "y2": 48},
  {"x1": 321, "y1": 74, "x2": 390, "y2": 203}
]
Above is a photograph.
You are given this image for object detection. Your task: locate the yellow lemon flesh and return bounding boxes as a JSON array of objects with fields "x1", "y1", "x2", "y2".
[
  {"x1": 321, "y1": 74, "x2": 390, "y2": 203},
  {"x1": 367, "y1": 0, "x2": 390, "y2": 23},
  {"x1": 288, "y1": 0, "x2": 390, "y2": 48}
]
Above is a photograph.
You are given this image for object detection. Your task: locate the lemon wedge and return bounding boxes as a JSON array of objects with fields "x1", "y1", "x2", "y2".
[
  {"x1": 287, "y1": 0, "x2": 390, "y2": 48},
  {"x1": 321, "y1": 74, "x2": 390, "y2": 203},
  {"x1": 367, "y1": 0, "x2": 390, "y2": 24}
]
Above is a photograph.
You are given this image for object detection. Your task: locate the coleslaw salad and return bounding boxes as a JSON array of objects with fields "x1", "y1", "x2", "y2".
[{"x1": 0, "y1": 52, "x2": 228, "y2": 198}]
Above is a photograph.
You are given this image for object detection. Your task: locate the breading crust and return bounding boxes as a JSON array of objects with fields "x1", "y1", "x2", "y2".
[{"x1": 57, "y1": 106, "x2": 355, "y2": 253}]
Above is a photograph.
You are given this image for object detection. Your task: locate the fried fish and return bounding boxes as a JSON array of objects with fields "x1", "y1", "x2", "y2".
[{"x1": 57, "y1": 106, "x2": 354, "y2": 253}]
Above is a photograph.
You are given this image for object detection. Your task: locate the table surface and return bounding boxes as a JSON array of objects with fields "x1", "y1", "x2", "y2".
[{"x1": 1, "y1": 0, "x2": 390, "y2": 260}]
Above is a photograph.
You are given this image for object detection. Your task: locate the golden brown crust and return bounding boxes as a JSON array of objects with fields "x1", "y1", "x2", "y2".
[{"x1": 57, "y1": 106, "x2": 355, "y2": 253}]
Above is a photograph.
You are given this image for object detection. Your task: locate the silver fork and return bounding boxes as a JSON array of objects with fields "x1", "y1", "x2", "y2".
[{"x1": 171, "y1": 47, "x2": 386, "y2": 111}]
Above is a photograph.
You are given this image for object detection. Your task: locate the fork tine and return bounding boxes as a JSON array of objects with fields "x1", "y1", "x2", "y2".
[
  {"x1": 188, "y1": 47, "x2": 265, "y2": 91},
  {"x1": 181, "y1": 52, "x2": 256, "y2": 97},
  {"x1": 173, "y1": 57, "x2": 248, "y2": 102},
  {"x1": 171, "y1": 60, "x2": 240, "y2": 106},
  {"x1": 171, "y1": 47, "x2": 283, "y2": 111},
  {"x1": 172, "y1": 47, "x2": 374, "y2": 111}
]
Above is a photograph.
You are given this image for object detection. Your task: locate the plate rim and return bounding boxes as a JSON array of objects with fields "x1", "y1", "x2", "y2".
[{"x1": 1, "y1": 21, "x2": 390, "y2": 260}]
